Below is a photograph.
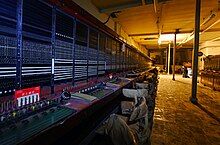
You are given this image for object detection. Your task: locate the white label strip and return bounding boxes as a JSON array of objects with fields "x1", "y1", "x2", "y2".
[{"x1": 52, "y1": 58, "x2": 55, "y2": 74}]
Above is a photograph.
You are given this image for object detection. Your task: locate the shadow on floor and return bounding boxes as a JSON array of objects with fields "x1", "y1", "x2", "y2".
[
  {"x1": 194, "y1": 102, "x2": 220, "y2": 123},
  {"x1": 175, "y1": 80, "x2": 212, "y2": 91}
]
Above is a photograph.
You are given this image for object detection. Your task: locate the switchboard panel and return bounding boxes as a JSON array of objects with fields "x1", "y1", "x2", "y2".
[
  {"x1": 120, "y1": 43, "x2": 125, "y2": 69},
  {"x1": 0, "y1": 0, "x2": 17, "y2": 34},
  {"x1": 131, "y1": 50, "x2": 134, "y2": 68},
  {"x1": 22, "y1": 0, "x2": 52, "y2": 88},
  {"x1": 23, "y1": 0, "x2": 52, "y2": 39},
  {"x1": 121, "y1": 45, "x2": 125, "y2": 69},
  {"x1": 0, "y1": 0, "x2": 151, "y2": 99},
  {"x1": 128, "y1": 49, "x2": 131, "y2": 68},
  {"x1": 74, "y1": 21, "x2": 88, "y2": 81},
  {"x1": 88, "y1": 29, "x2": 98, "y2": 77},
  {"x1": 0, "y1": 0, "x2": 17, "y2": 97},
  {"x1": 55, "y1": 11, "x2": 74, "y2": 83},
  {"x1": 112, "y1": 40, "x2": 116, "y2": 70},
  {"x1": 116, "y1": 42, "x2": 122, "y2": 70},
  {"x1": 125, "y1": 47, "x2": 129, "y2": 69},
  {"x1": 131, "y1": 50, "x2": 136, "y2": 68},
  {"x1": 106, "y1": 37, "x2": 112, "y2": 71},
  {"x1": 98, "y1": 33, "x2": 106, "y2": 75}
]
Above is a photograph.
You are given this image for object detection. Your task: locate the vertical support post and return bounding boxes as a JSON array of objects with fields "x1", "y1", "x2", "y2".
[
  {"x1": 117, "y1": 42, "x2": 119, "y2": 72},
  {"x1": 97, "y1": 33, "x2": 100, "y2": 80},
  {"x1": 129, "y1": 49, "x2": 131, "y2": 70},
  {"x1": 124, "y1": 46, "x2": 126, "y2": 71},
  {"x1": 167, "y1": 43, "x2": 171, "y2": 75},
  {"x1": 111, "y1": 39, "x2": 113, "y2": 72},
  {"x1": 125, "y1": 50, "x2": 127, "y2": 71},
  {"x1": 128, "y1": 49, "x2": 129, "y2": 70},
  {"x1": 105, "y1": 36, "x2": 107, "y2": 73},
  {"x1": 165, "y1": 48, "x2": 168, "y2": 73},
  {"x1": 72, "y1": 18, "x2": 76, "y2": 86},
  {"x1": 104, "y1": 37, "x2": 108, "y2": 73},
  {"x1": 120, "y1": 44, "x2": 122, "y2": 71},
  {"x1": 190, "y1": 0, "x2": 201, "y2": 104},
  {"x1": 87, "y1": 28, "x2": 90, "y2": 82},
  {"x1": 172, "y1": 32, "x2": 177, "y2": 80},
  {"x1": 51, "y1": 6, "x2": 56, "y2": 94},
  {"x1": 115, "y1": 42, "x2": 117, "y2": 71},
  {"x1": 116, "y1": 41, "x2": 121, "y2": 72},
  {"x1": 123, "y1": 45, "x2": 125, "y2": 73},
  {"x1": 16, "y1": 0, "x2": 23, "y2": 90}
]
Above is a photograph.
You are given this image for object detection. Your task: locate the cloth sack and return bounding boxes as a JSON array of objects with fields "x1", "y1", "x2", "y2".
[
  {"x1": 96, "y1": 114, "x2": 138, "y2": 145},
  {"x1": 121, "y1": 101, "x2": 134, "y2": 115}
]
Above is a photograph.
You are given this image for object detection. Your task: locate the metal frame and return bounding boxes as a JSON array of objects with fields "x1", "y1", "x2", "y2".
[
  {"x1": 51, "y1": 6, "x2": 56, "y2": 93},
  {"x1": 87, "y1": 27, "x2": 90, "y2": 82},
  {"x1": 74, "y1": 19, "x2": 89, "y2": 82},
  {"x1": 12, "y1": 0, "x2": 152, "y2": 94},
  {"x1": 72, "y1": 17, "x2": 76, "y2": 86},
  {"x1": 16, "y1": 0, "x2": 23, "y2": 89},
  {"x1": 97, "y1": 33, "x2": 100, "y2": 79}
]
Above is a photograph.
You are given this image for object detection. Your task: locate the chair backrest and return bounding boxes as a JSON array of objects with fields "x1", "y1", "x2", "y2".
[
  {"x1": 122, "y1": 89, "x2": 138, "y2": 105},
  {"x1": 122, "y1": 89, "x2": 149, "y2": 103},
  {"x1": 123, "y1": 89, "x2": 148, "y2": 98},
  {"x1": 136, "y1": 83, "x2": 149, "y2": 89},
  {"x1": 122, "y1": 89, "x2": 137, "y2": 99}
]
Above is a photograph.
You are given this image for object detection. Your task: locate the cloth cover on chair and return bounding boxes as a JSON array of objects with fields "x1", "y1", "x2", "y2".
[
  {"x1": 122, "y1": 89, "x2": 150, "y2": 102},
  {"x1": 121, "y1": 101, "x2": 135, "y2": 115},
  {"x1": 97, "y1": 98, "x2": 150, "y2": 145},
  {"x1": 136, "y1": 83, "x2": 149, "y2": 89},
  {"x1": 96, "y1": 114, "x2": 138, "y2": 145}
]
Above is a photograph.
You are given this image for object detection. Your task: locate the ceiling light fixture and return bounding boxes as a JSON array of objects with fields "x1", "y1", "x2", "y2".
[{"x1": 158, "y1": 33, "x2": 191, "y2": 45}]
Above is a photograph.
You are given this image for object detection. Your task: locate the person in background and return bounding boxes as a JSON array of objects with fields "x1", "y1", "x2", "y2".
[
  {"x1": 182, "y1": 63, "x2": 189, "y2": 78},
  {"x1": 181, "y1": 65, "x2": 185, "y2": 77},
  {"x1": 184, "y1": 66, "x2": 189, "y2": 78}
]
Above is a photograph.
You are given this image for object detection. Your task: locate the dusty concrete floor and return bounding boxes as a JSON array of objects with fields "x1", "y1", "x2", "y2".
[{"x1": 151, "y1": 75, "x2": 220, "y2": 145}]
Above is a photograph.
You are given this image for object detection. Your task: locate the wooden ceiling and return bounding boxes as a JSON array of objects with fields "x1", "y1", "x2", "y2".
[{"x1": 92, "y1": 0, "x2": 220, "y2": 49}]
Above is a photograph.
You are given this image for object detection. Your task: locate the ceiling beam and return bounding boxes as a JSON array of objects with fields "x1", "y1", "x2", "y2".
[
  {"x1": 145, "y1": 44, "x2": 193, "y2": 49},
  {"x1": 129, "y1": 30, "x2": 192, "y2": 36},
  {"x1": 208, "y1": 36, "x2": 220, "y2": 42},
  {"x1": 98, "y1": 0, "x2": 167, "y2": 13},
  {"x1": 128, "y1": 28, "x2": 220, "y2": 37},
  {"x1": 100, "y1": 2, "x2": 142, "y2": 13}
]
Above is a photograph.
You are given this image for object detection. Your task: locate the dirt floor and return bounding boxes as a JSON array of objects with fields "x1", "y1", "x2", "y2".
[{"x1": 151, "y1": 74, "x2": 220, "y2": 145}]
